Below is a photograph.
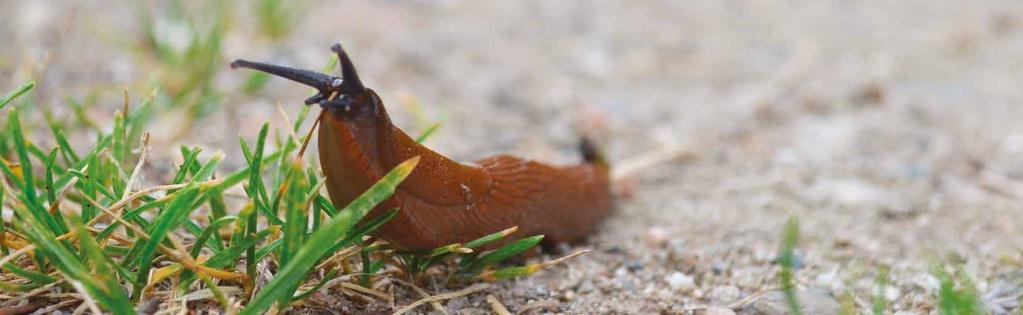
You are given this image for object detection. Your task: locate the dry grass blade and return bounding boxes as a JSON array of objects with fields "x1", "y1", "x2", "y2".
[
  {"x1": 0, "y1": 246, "x2": 36, "y2": 272},
  {"x1": 514, "y1": 299, "x2": 559, "y2": 315},
  {"x1": 0, "y1": 301, "x2": 47, "y2": 315},
  {"x1": 85, "y1": 182, "x2": 190, "y2": 226},
  {"x1": 178, "y1": 286, "x2": 244, "y2": 302},
  {"x1": 340, "y1": 282, "x2": 391, "y2": 301},
  {"x1": 611, "y1": 145, "x2": 695, "y2": 181},
  {"x1": 29, "y1": 299, "x2": 81, "y2": 315},
  {"x1": 122, "y1": 132, "x2": 152, "y2": 197},
  {"x1": 2, "y1": 280, "x2": 66, "y2": 307},
  {"x1": 393, "y1": 279, "x2": 448, "y2": 315},
  {"x1": 391, "y1": 283, "x2": 490, "y2": 315},
  {"x1": 486, "y1": 294, "x2": 511, "y2": 315},
  {"x1": 68, "y1": 280, "x2": 103, "y2": 315}
]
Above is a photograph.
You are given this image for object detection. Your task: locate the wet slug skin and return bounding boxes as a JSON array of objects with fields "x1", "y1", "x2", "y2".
[{"x1": 232, "y1": 44, "x2": 613, "y2": 251}]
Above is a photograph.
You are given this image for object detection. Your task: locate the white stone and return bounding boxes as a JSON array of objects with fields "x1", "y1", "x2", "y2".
[{"x1": 666, "y1": 271, "x2": 694, "y2": 290}]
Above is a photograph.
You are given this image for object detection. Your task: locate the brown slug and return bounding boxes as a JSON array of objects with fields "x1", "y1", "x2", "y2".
[{"x1": 231, "y1": 44, "x2": 612, "y2": 251}]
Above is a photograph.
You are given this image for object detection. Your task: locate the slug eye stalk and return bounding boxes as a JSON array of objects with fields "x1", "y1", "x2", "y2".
[{"x1": 231, "y1": 43, "x2": 365, "y2": 105}]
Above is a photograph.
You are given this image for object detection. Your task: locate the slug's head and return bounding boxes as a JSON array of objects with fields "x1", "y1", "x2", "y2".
[{"x1": 231, "y1": 44, "x2": 374, "y2": 113}]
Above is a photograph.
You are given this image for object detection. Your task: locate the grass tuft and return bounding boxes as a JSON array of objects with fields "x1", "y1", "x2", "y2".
[
  {"x1": 240, "y1": 157, "x2": 420, "y2": 314},
  {"x1": 0, "y1": 79, "x2": 554, "y2": 313},
  {"x1": 933, "y1": 264, "x2": 983, "y2": 315}
]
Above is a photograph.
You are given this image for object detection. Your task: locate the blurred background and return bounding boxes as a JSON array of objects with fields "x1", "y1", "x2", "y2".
[{"x1": 3, "y1": 0, "x2": 1023, "y2": 313}]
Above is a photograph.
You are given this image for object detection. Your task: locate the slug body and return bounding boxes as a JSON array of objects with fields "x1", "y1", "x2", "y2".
[{"x1": 232, "y1": 44, "x2": 612, "y2": 251}]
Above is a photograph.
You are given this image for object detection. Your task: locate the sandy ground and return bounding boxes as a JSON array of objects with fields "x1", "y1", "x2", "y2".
[{"x1": 4, "y1": 1, "x2": 1023, "y2": 314}]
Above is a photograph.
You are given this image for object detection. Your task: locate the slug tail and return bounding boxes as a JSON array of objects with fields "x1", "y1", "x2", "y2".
[{"x1": 579, "y1": 136, "x2": 607, "y2": 166}]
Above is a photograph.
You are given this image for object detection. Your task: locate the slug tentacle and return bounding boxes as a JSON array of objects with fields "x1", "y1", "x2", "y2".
[
  {"x1": 230, "y1": 59, "x2": 340, "y2": 99},
  {"x1": 331, "y1": 44, "x2": 365, "y2": 94}
]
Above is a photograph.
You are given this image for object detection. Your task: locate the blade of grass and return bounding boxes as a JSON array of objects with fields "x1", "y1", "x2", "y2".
[
  {"x1": 2, "y1": 263, "x2": 58, "y2": 285},
  {"x1": 0, "y1": 81, "x2": 34, "y2": 110},
  {"x1": 291, "y1": 268, "x2": 339, "y2": 301},
  {"x1": 72, "y1": 216, "x2": 135, "y2": 314},
  {"x1": 460, "y1": 235, "x2": 544, "y2": 277},
  {"x1": 778, "y1": 216, "x2": 802, "y2": 315},
  {"x1": 190, "y1": 216, "x2": 237, "y2": 258},
  {"x1": 464, "y1": 226, "x2": 519, "y2": 250},
  {"x1": 44, "y1": 148, "x2": 58, "y2": 204},
  {"x1": 280, "y1": 159, "x2": 309, "y2": 269},
  {"x1": 8, "y1": 110, "x2": 65, "y2": 234},
  {"x1": 244, "y1": 123, "x2": 269, "y2": 281},
  {"x1": 329, "y1": 208, "x2": 400, "y2": 254},
  {"x1": 130, "y1": 184, "x2": 203, "y2": 300},
  {"x1": 415, "y1": 123, "x2": 441, "y2": 143},
  {"x1": 0, "y1": 185, "x2": 5, "y2": 254},
  {"x1": 873, "y1": 266, "x2": 889, "y2": 315},
  {"x1": 476, "y1": 250, "x2": 589, "y2": 281}
]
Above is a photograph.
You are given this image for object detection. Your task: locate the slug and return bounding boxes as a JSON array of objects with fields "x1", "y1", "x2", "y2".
[{"x1": 231, "y1": 44, "x2": 612, "y2": 251}]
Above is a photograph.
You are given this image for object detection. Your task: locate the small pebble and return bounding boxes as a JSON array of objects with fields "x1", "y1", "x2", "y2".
[
  {"x1": 712, "y1": 261, "x2": 728, "y2": 275},
  {"x1": 626, "y1": 261, "x2": 644, "y2": 272},
  {"x1": 535, "y1": 285, "x2": 549, "y2": 296},
  {"x1": 645, "y1": 226, "x2": 670, "y2": 248},
  {"x1": 666, "y1": 271, "x2": 695, "y2": 291},
  {"x1": 563, "y1": 290, "x2": 575, "y2": 301},
  {"x1": 883, "y1": 286, "x2": 900, "y2": 302},
  {"x1": 578, "y1": 279, "x2": 595, "y2": 293}
]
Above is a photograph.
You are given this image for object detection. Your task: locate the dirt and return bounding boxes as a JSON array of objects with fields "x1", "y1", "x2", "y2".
[{"x1": 4, "y1": 1, "x2": 1023, "y2": 314}]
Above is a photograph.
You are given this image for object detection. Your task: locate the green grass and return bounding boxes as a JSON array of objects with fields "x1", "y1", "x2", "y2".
[
  {"x1": 254, "y1": 0, "x2": 306, "y2": 41},
  {"x1": 873, "y1": 266, "x2": 889, "y2": 315},
  {"x1": 778, "y1": 216, "x2": 803, "y2": 315},
  {"x1": 0, "y1": 78, "x2": 559, "y2": 313},
  {"x1": 0, "y1": 81, "x2": 34, "y2": 111},
  {"x1": 933, "y1": 265, "x2": 984, "y2": 315},
  {"x1": 771, "y1": 216, "x2": 994, "y2": 314}
]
